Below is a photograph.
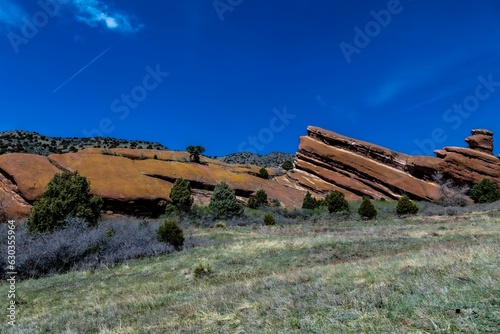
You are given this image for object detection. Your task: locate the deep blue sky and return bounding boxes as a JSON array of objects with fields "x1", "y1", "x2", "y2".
[{"x1": 1, "y1": 0, "x2": 500, "y2": 156}]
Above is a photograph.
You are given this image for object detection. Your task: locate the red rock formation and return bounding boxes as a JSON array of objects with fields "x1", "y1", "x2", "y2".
[
  {"x1": 295, "y1": 127, "x2": 440, "y2": 201},
  {"x1": 0, "y1": 148, "x2": 307, "y2": 218},
  {"x1": 1, "y1": 126, "x2": 499, "y2": 219},
  {"x1": 294, "y1": 126, "x2": 500, "y2": 202},
  {"x1": 465, "y1": 129, "x2": 493, "y2": 155}
]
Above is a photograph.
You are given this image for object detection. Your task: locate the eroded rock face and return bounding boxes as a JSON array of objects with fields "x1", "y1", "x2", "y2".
[
  {"x1": 465, "y1": 129, "x2": 493, "y2": 155},
  {"x1": 294, "y1": 126, "x2": 500, "y2": 202},
  {"x1": 0, "y1": 148, "x2": 307, "y2": 218},
  {"x1": 1, "y1": 126, "x2": 499, "y2": 219},
  {"x1": 295, "y1": 127, "x2": 440, "y2": 201}
]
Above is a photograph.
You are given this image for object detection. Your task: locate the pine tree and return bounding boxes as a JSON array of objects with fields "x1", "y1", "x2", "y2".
[
  {"x1": 169, "y1": 178, "x2": 193, "y2": 212},
  {"x1": 209, "y1": 182, "x2": 243, "y2": 218},
  {"x1": 358, "y1": 197, "x2": 377, "y2": 220},
  {"x1": 324, "y1": 190, "x2": 349, "y2": 214}
]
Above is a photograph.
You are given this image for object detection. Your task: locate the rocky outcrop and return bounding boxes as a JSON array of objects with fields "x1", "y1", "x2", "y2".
[
  {"x1": 465, "y1": 129, "x2": 493, "y2": 155},
  {"x1": 0, "y1": 148, "x2": 307, "y2": 218},
  {"x1": 1, "y1": 126, "x2": 499, "y2": 219},
  {"x1": 294, "y1": 126, "x2": 500, "y2": 202}
]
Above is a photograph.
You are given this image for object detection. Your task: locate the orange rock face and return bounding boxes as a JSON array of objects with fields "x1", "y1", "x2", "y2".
[
  {"x1": 294, "y1": 127, "x2": 500, "y2": 202},
  {"x1": 1, "y1": 126, "x2": 499, "y2": 219},
  {"x1": 0, "y1": 148, "x2": 307, "y2": 218}
]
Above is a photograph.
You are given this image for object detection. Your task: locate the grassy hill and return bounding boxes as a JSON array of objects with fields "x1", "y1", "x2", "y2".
[{"x1": 1, "y1": 211, "x2": 498, "y2": 333}]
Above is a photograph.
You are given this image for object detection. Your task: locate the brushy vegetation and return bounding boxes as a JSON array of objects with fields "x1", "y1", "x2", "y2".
[
  {"x1": 358, "y1": 197, "x2": 377, "y2": 220},
  {"x1": 0, "y1": 217, "x2": 207, "y2": 280},
  {"x1": 263, "y1": 213, "x2": 276, "y2": 225},
  {"x1": 156, "y1": 219, "x2": 185, "y2": 250},
  {"x1": 469, "y1": 178, "x2": 500, "y2": 203},
  {"x1": 209, "y1": 182, "x2": 244, "y2": 219},
  {"x1": 248, "y1": 189, "x2": 268, "y2": 209},
  {"x1": 396, "y1": 195, "x2": 419, "y2": 216},
  {"x1": 169, "y1": 178, "x2": 193, "y2": 213},
  {"x1": 0, "y1": 130, "x2": 167, "y2": 155},
  {"x1": 1, "y1": 210, "x2": 498, "y2": 333},
  {"x1": 281, "y1": 160, "x2": 294, "y2": 171},
  {"x1": 325, "y1": 190, "x2": 350, "y2": 214},
  {"x1": 27, "y1": 171, "x2": 103, "y2": 232},
  {"x1": 302, "y1": 191, "x2": 323, "y2": 210},
  {"x1": 258, "y1": 167, "x2": 269, "y2": 179}
]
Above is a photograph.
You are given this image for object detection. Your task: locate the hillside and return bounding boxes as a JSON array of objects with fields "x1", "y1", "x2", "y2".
[
  {"x1": 0, "y1": 130, "x2": 168, "y2": 156},
  {"x1": 1, "y1": 211, "x2": 498, "y2": 333},
  {"x1": 1, "y1": 126, "x2": 500, "y2": 219},
  {"x1": 218, "y1": 152, "x2": 295, "y2": 167}
]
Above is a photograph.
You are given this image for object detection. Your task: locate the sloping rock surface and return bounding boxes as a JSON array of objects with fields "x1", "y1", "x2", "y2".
[
  {"x1": 294, "y1": 126, "x2": 500, "y2": 202},
  {"x1": 1, "y1": 127, "x2": 498, "y2": 219},
  {"x1": 0, "y1": 148, "x2": 306, "y2": 217}
]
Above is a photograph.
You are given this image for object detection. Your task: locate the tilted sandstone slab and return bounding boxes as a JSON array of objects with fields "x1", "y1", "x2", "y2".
[
  {"x1": 0, "y1": 153, "x2": 63, "y2": 201},
  {"x1": 0, "y1": 148, "x2": 306, "y2": 218},
  {"x1": 295, "y1": 126, "x2": 500, "y2": 202},
  {"x1": 296, "y1": 130, "x2": 440, "y2": 201}
]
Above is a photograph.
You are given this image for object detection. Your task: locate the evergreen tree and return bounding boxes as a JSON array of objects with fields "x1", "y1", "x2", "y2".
[
  {"x1": 469, "y1": 178, "x2": 500, "y2": 203},
  {"x1": 28, "y1": 171, "x2": 103, "y2": 232},
  {"x1": 186, "y1": 145, "x2": 205, "y2": 163},
  {"x1": 302, "y1": 191, "x2": 322, "y2": 210},
  {"x1": 259, "y1": 168, "x2": 269, "y2": 179},
  {"x1": 169, "y1": 178, "x2": 193, "y2": 212},
  {"x1": 282, "y1": 161, "x2": 294, "y2": 171},
  {"x1": 324, "y1": 190, "x2": 349, "y2": 214},
  {"x1": 358, "y1": 197, "x2": 377, "y2": 220},
  {"x1": 209, "y1": 182, "x2": 243, "y2": 218},
  {"x1": 396, "y1": 195, "x2": 419, "y2": 215}
]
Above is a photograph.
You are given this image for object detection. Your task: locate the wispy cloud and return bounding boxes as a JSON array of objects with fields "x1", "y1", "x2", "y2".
[
  {"x1": 70, "y1": 0, "x2": 143, "y2": 33},
  {"x1": 367, "y1": 80, "x2": 409, "y2": 106},
  {"x1": 0, "y1": 0, "x2": 26, "y2": 29}
]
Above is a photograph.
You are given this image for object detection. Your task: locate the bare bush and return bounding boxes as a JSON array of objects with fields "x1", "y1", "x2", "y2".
[
  {"x1": 0, "y1": 217, "x2": 205, "y2": 280},
  {"x1": 433, "y1": 172, "x2": 471, "y2": 207}
]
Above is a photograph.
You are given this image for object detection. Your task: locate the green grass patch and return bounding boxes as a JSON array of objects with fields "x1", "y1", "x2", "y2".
[{"x1": 1, "y1": 212, "x2": 499, "y2": 333}]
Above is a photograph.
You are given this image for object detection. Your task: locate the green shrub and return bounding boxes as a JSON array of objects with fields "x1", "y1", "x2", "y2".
[
  {"x1": 263, "y1": 213, "x2": 276, "y2": 225},
  {"x1": 302, "y1": 191, "x2": 323, "y2": 210},
  {"x1": 156, "y1": 219, "x2": 184, "y2": 250},
  {"x1": 248, "y1": 189, "x2": 268, "y2": 208},
  {"x1": 358, "y1": 197, "x2": 377, "y2": 220},
  {"x1": 28, "y1": 171, "x2": 103, "y2": 232},
  {"x1": 469, "y1": 178, "x2": 500, "y2": 203},
  {"x1": 282, "y1": 161, "x2": 294, "y2": 171},
  {"x1": 247, "y1": 196, "x2": 258, "y2": 209},
  {"x1": 270, "y1": 198, "x2": 281, "y2": 207},
  {"x1": 186, "y1": 145, "x2": 205, "y2": 163},
  {"x1": 324, "y1": 190, "x2": 349, "y2": 214},
  {"x1": 164, "y1": 203, "x2": 180, "y2": 217},
  {"x1": 169, "y1": 178, "x2": 193, "y2": 212},
  {"x1": 214, "y1": 221, "x2": 226, "y2": 228},
  {"x1": 193, "y1": 263, "x2": 212, "y2": 278},
  {"x1": 259, "y1": 168, "x2": 269, "y2": 179},
  {"x1": 209, "y1": 182, "x2": 243, "y2": 218},
  {"x1": 396, "y1": 195, "x2": 419, "y2": 215}
]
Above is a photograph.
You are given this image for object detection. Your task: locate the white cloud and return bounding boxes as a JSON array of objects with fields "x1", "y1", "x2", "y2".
[
  {"x1": 70, "y1": 0, "x2": 143, "y2": 33},
  {"x1": 0, "y1": 0, "x2": 26, "y2": 29}
]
